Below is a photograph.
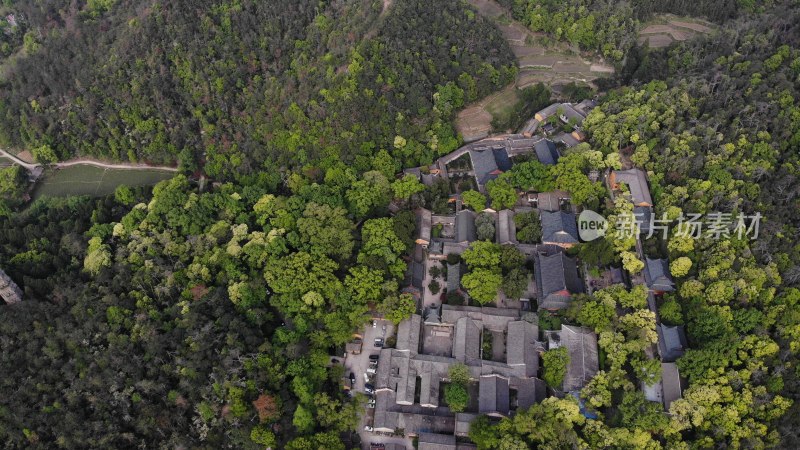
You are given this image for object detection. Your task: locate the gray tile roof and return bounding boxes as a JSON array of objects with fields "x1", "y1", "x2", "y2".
[
  {"x1": 493, "y1": 148, "x2": 513, "y2": 171},
  {"x1": 535, "y1": 103, "x2": 561, "y2": 120},
  {"x1": 644, "y1": 258, "x2": 675, "y2": 292},
  {"x1": 454, "y1": 413, "x2": 479, "y2": 436},
  {"x1": 396, "y1": 314, "x2": 422, "y2": 354},
  {"x1": 418, "y1": 432, "x2": 457, "y2": 450},
  {"x1": 634, "y1": 206, "x2": 652, "y2": 234},
  {"x1": 447, "y1": 263, "x2": 462, "y2": 293},
  {"x1": 657, "y1": 324, "x2": 687, "y2": 362},
  {"x1": 452, "y1": 316, "x2": 481, "y2": 365},
  {"x1": 535, "y1": 252, "x2": 584, "y2": 310},
  {"x1": 470, "y1": 149, "x2": 501, "y2": 185},
  {"x1": 455, "y1": 210, "x2": 477, "y2": 243},
  {"x1": 612, "y1": 169, "x2": 653, "y2": 206},
  {"x1": 479, "y1": 374, "x2": 510, "y2": 417},
  {"x1": 506, "y1": 321, "x2": 539, "y2": 377},
  {"x1": 375, "y1": 348, "x2": 395, "y2": 389},
  {"x1": 497, "y1": 209, "x2": 516, "y2": 244},
  {"x1": 559, "y1": 104, "x2": 586, "y2": 124},
  {"x1": 541, "y1": 211, "x2": 579, "y2": 245},
  {"x1": 661, "y1": 362, "x2": 682, "y2": 410},
  {"x1": 514, "y1": 377, "x2": 547, "y2": 411},
  {"x1": 417, "y1": 208, "x2": 433, "y2": 244},
  {"x1": 534, "y1": 139, "x2": 560, "y2": 165},
  {"x1": 559, "y1": 325, "x2": 599, "y2": 392}
]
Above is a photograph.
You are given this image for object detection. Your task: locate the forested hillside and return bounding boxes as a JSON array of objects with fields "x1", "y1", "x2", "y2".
[
  {"x1": 0, "y1": 0, "x2": 516, "y2": 448},
  {"x1": 0, "y1": 0, "x2": 515, "y2": 178},
  {"x1": 3, "y1": 0, "x2": 800, "y2": 449}
]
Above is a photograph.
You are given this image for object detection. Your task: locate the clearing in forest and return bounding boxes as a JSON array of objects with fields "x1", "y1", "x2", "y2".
[
  {"x1": 638, "y1": 14, "x2": 715, "y2": 48},
  {"x1": 457, "y1": 0, "x2": 613, "y2": 141}
]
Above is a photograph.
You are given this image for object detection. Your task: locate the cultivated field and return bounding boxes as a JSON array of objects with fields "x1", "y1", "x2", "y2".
[
  {"x1": 638, "y1": 14, "x2": 715, "y2": 48},
  {"x1": 32, "y1": 165, "x2": 174, "y2": 199}
]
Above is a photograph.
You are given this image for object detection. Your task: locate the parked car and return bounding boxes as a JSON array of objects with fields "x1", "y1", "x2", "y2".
[
  {"x1": 365, "y1": 383, "x2": 374, "y2": 394},
  {"x1": 372, "y1": 320, "x2": 378, "y2": 328},
  {"x1": 364, "y1": 372, "x2": 370, "y2": 383},
  {"x1": 364, "y1": 425, "x2": 374, "y2": 432},
  {"x1": 369, "y1": 354, "x2": 380, "y2": 361},
  {"x1": 374, "y1": 338, "x2": 384, "y2": 348},
  {"x1": 349, "y1": 373, "x2": 356, "y2": 387},
  {"x1": 367, "y1": 398, "x2": 376, "y2": 408},
  {"x1": 367, "y1": 366, "x2": 377, "y2": 374}
]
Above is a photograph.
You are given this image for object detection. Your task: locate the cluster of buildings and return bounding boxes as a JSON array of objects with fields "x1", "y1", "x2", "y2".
[
  {"x1": 0, "y1": 268, "x2": 22, "y2": 305},
  {"x1": 370, "y1": 306, "x2": 597, "y2": 446},
  {"x1": 364, "y1": 102, "x2": 689, "y2": 448}
]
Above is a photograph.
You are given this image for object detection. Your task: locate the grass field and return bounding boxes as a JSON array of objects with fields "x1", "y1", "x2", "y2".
[{"x1": 32, "y1": 165, "x2": 175, "y2": 199}]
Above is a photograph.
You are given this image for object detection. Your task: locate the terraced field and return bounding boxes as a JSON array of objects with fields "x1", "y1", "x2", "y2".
[
  {"x1": 457, "y1": 0, "x2": 613, "y2": 141},
  {"x1": 638, "y1": 14, "x2": 714, "y2": 48}
]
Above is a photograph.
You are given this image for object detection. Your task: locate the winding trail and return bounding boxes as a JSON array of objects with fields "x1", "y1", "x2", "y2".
[{"x1": 0, "y1": 148, "x2": 179, "y2": 172}]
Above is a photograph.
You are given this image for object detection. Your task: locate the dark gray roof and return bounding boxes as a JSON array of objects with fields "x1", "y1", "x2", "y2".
[
  {"x1": 634, "y1": 206, "x2": 652, "y2": 234},
  {"x1": 417, "y1": 208, "x2": 433, "y2": 244},
  {"x1": 657, "y1": 324, "x2": 687, "y2": 362},
  {"x1": 645, "y1": 258, "x2": 675, "y2": 292},
  {"x1": 541, "y1": 211, "x2": 579, "y2": 244},
  {"x1": 418, "y1": 432, "x2": 457, "y2": 450},
  {"x1": 661, "y1": 362, "x2": 682, "y2": 410},
  {"x1": 535, "y1": 103, "x2": 561, "y2": 120},
  {"x1": 609, "y1": 267, "x2": 626, "y2": 286},
  {"x1": 560, "y1": 325, "x2": 599, "y2": 392},
  {"x1": 396, "y1": 315, "x2": 422, "y2": 354},
  {"x1": 447, "y1": 263, "x2": 462, "y2": 293},
  {"x1": 506, "y1": 321, "x2": 539, "y2": 377},
  {"x1": 559, "y1": 104, "x2": 586, "y2": 124},
  {"x1": 404, "y1": 260, "x2": 425, "y2": 291},
  {"x1": 454, "y1": 413, "x2": 479, "y2": 437},
  {"x1": 515, "y1": 377, "x2": 546, "y2": 411},
  {"x1": 613, "y1": 169, "x2": 653, "y2": 206},
  {"x1": 455, "y1": 210, "x2": 477, "y2": 243},
  {"x1": 535, "y1": 252, "x2": 584, "y2": 310},
  {"x1": 496, "y1": 209, "x2": 516, "y2": 244},
  {"x1": 493, "y1": 148, "x2": 513, "y2": 171},
  {"x1": 479, "y1": 374, "x2": 510, "y2": 417},
  {"x1": 470, "y1": 149, "x2": 501, "y2": 185},
  {"x1": 534, "y1": 139, "x2": 560, "y2": 165},
  {"x1": 453, "y1": 316, "x2": 481, "y2": 365}
]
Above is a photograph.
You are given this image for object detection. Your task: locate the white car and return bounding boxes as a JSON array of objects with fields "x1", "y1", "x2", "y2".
[
  {"x1": 372, "y1": 320, "x2": 377, "y2": 328},
  {"x1": 367, "y1": 366, "x2": 377, "y2": 374},
  {"x1": 364, "y1": 425, "x2": 374, "y2": 432},
  {"x1": 364, "y1": 372, "x2": 370, "y2": 383}
]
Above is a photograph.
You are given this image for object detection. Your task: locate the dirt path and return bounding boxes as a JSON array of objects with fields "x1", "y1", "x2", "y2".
[
  {"x1": 0, "y1": 148, "x2": 178, "y2": 172},
  {"x1": 0, "y1": 148, "x2": 38, "y2": 171},
  {"x1": 55, "y1": 158, "x2": 178, "y2": 171}
]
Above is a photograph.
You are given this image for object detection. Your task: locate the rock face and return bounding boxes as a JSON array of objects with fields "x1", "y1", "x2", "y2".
[{"x1": 0, "y1": 269, "x2": 23, "y2": 304}]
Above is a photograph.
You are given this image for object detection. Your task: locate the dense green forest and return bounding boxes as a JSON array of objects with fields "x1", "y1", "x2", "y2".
[
  {"x1": 2, "y1": 0, "x2": 800, "y2": 448},
  {"x1": 0, "y1": 0, "x2": 515, "y2": 447},
  {"x1": 0, "y1": 0, "x2": 514, "y2": 178}
]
